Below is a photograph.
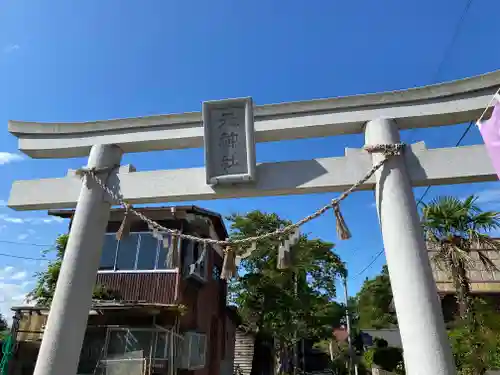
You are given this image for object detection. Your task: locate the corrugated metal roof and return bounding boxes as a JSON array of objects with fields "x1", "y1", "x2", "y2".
[{"x1": 234, "y1": 330, "x2": 255, "y2": 375}]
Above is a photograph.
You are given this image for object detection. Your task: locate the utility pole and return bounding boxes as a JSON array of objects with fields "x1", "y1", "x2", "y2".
[
  {"x1": 343, "y1": 275, "x2": 358, "y2": 375},
  {"x1": 293, "y1": 272, "x2": 298, "y2": 375}
]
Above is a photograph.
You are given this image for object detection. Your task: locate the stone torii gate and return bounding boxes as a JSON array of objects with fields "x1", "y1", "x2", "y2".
[{"x1": 8, "y1": 70, "x2": 500, "y2": 375}]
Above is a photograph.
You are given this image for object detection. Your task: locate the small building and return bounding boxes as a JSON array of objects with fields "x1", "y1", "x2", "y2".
[
  {"x1": 428, "y1": 240, "x2": 500, "y2": 321},
  {"x1": 8, "y1": 205, "x2": 239, "y2": 375}
]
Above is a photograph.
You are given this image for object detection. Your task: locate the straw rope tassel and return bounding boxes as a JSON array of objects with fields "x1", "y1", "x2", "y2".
[
  {"x1": 116, "y1": 205, "x2": 133, "y2": 240},
  {"x1": 333, "y1": 204, "x2": 351, "y2": 240},
  {"x1": 221, "y1": 245, "x2": 237, "y2": 280},
  {"x1": 165, "y1": 234, "x2": 178, "y2": 268},
  {"x1": 277, "y1": 240, "x2": 292, "y2": 269}
]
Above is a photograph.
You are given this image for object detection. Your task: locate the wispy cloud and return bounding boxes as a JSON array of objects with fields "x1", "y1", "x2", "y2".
[
  {"x1": 0, "y1": 214, "x2": 65, "y2": 225},
  {"x1": 11, "y1": 271, "x2": 27, "y2": 281},
  {"x1": 17, "y1": 229, "x2": 36, "y2": 241},
  {"x1": 0, "y1": 267, "x2": 34, "y2": 321},
  {"x1": 3, "y1": 44, "x2": 20, "y2": 54},
  {"x1": 474, "y1": 188, "x2": 500, "y2": 210},
  {"x1": 1, "y1": 216, "x2": 24, "y2": 224},
  {"x1": 0, "y1": 152, "x2": 23, "y2": 165}
]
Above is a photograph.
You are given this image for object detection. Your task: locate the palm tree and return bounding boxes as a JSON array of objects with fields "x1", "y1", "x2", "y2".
[{"x1": 421, "y1": 195, "x2": 500, "y2": 321}]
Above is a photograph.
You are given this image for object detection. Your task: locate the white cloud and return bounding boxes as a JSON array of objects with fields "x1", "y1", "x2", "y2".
[
  {"x1": 11, "y1": 271, "x2": 27, "y2": 281},
  {"x1": 0, "y1": 282, "x2": 29, "y2": 322},
  {"x1": 0, "y1": 152, "x2": 23, "y2": 165},
  {"x1": 0, "y1": 200, "x2": 7, "y2": 207},
  {"x1": 0, "y1": 214, "x2": 66, "y2": 225},
  {"x1": 40, "y1": 217, "x2": 64, "y2": 224},
  {"x1": 17, "y1": 229, "x2": 37, "y2": 241},
  {"x1": 3, "y1": 44, "x2": 20, "y2": 54},
  {"x1": 0, "y1": 267, "x2": 33, "y2": 322},
  {"x1": 0, "y1": 215, "x2": 24, "y2": 224}
]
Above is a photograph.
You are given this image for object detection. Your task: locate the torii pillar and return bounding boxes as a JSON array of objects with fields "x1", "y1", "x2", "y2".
[
  {"x1": 365, "y1": 118, "x2": 455, "y2": 375},
  {"x1": 33, "y1": 144, "x2": 123, "y2": 375}
]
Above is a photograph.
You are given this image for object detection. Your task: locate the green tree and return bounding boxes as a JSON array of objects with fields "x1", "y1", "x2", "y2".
[
  {"x1": 448, "y1": 299, "x2": 500, "y2": 375},
  {"x1": 228, "y1": 211, "x2": 346, "y2": 372},
  {"x1": 28, "y1": 234, "x2": 120, "y2": 306},
  {"x1": 0, "y1": 314, "x2": 9, "y2": 339},
  {"x1": 0, "y1": 315, "x2": 7, "y2": 331},
  {"x1": 354, "y1": 265, "x2": 396, "y2": 329},
  {"x1": 421, "y1": 195, "x2": 500, "y2": 320}
]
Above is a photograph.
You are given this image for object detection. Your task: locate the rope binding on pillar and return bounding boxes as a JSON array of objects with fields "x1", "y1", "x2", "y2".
[{"x1": 75, "y1": 142, "x2": 405, "y2": 278}]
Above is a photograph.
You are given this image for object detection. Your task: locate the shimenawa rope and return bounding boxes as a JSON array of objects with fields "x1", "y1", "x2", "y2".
[{"x1": 76, "y1": 143, "x2": 404, "y2": 278}]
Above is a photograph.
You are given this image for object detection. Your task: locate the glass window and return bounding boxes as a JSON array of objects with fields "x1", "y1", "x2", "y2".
[
  {"x1": 181, "y1": 240, "x2": 193, "y2": 276},
  {"x1": 99, "y1": 232, "x2": 177, "y2": 272},
  {"x1": 99, "y1": 234, "x2": 118, "y2": 270},
  {"x1": 107, "y1": 329, "x2": 152, "y2": 359},
  {"x1": 116, "y1": 234, "x2": 139, "y2": 270},
  {"x1": 158, "y1": 235, "x2": 175, "y2": 269},
  {"x1": 181, "y1": 239, "x2": 208, "y2": 279},
  {"x1": 78, "y1": 328, "x2": 106, "y2": 374},
  {"x1": 137, "y1": 233, "x2": 158, "y2": 270},
  {"x1": 157, "y1": 244, "x2": 168, "y2": 270},
  {"x1": 155, "y1": 332, "x2": 169, "y2": 359},
  {"x1": 198, "y1": 244, "x2": 207, "y2": 277},
  {"x1": 212, "y1": 265, "x2": 221, "y2": 280},
  {"x1": 183, "y1": 332, "x2": 206, "y2": 369}
]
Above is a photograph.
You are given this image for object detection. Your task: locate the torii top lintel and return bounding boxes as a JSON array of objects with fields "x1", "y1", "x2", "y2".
[{"x1": 8, "y1": 70, "x2": 500, "y2": 159}]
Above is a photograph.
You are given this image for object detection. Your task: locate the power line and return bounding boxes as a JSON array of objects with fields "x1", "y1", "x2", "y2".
[
  {"x1": 0, "y1": 239, "x2": 54, "y2": 261},
  {"x1": 345, "y1": 1, "x2": 481, "y2": 282},
  {"x1": 415, "y1": 120, "x2": 474, "y2": 205},
  {"x1": 409, "y1": 0, "x2": 474, "y2": 145},
  {"x1": 355, "y1": 250, "x2": 384, "y2": 279},
  {"x1": 355, "y1": 1, "x2": 476, "y2": 279},
  {"x1": 411, "y1": 0, "x2": 475, "y2": 203},
  {"x1": 0, "y1": 252, "x2": 48, "y2": 261},
  {"x1": 0, "y1": 239, "x2": 51, "y2": 247},
  {"x1": 358, "y1": 121, "x2": 476, "y2": 278},
  {"x1": 357, "y1": 119, "x2": 476, "y2": 279},
  {"x1": 431, "y1": 0, "x2": 474, "y2": 82}
]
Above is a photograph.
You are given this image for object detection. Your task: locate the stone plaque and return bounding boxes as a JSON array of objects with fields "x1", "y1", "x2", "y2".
[{"x1": 203, "y1": 97, "x2": 256, "y2": 185}]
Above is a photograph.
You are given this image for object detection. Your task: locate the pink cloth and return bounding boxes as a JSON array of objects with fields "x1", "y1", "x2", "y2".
[{"x1": 479, "y1": 101, "x2": 500, "y2": 179}]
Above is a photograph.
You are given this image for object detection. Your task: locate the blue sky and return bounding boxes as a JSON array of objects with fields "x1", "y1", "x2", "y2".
[{"x1": 0, "y1": 0, "x2": 499, "y2": 319}]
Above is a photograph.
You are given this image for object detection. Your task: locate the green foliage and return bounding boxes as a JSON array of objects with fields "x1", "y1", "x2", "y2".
[
  {"x1": 448, "y1": 299, "x2": 500, "y2": 375},
  {"x1": 421, "y1": 195, "x2": 500, "y2": 320},
  {"x1": 353, "y1": 265, "x2": 396, "y2": 329},
  {"x1": 362, "y1": 345, "x2": 404, "y2": 374},
  {"x1": 28, "y1": 234, "x2": 119, "y2": 306},
  {"x1": 228, "y1": 210, "x2": 346, "y2": 346},
  {"x1": 363, "y1": 348, "x2": 375, "y2": 370},
  {"x1": 373, "y1": 347, "x2": 404, "y2": 372},
  {"x1": 0, "y1": 315, "x2": 7, "y2": 332}
]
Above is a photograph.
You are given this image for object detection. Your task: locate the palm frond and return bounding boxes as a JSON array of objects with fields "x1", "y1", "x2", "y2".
[{"x1": 476, "y1": 250, "x2": 499, "y2": 273}]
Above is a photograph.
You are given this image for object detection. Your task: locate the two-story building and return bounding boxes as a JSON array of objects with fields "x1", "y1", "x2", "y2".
[{"x1": 8, "y1": 205, "x2": 240, "y2": 375}]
